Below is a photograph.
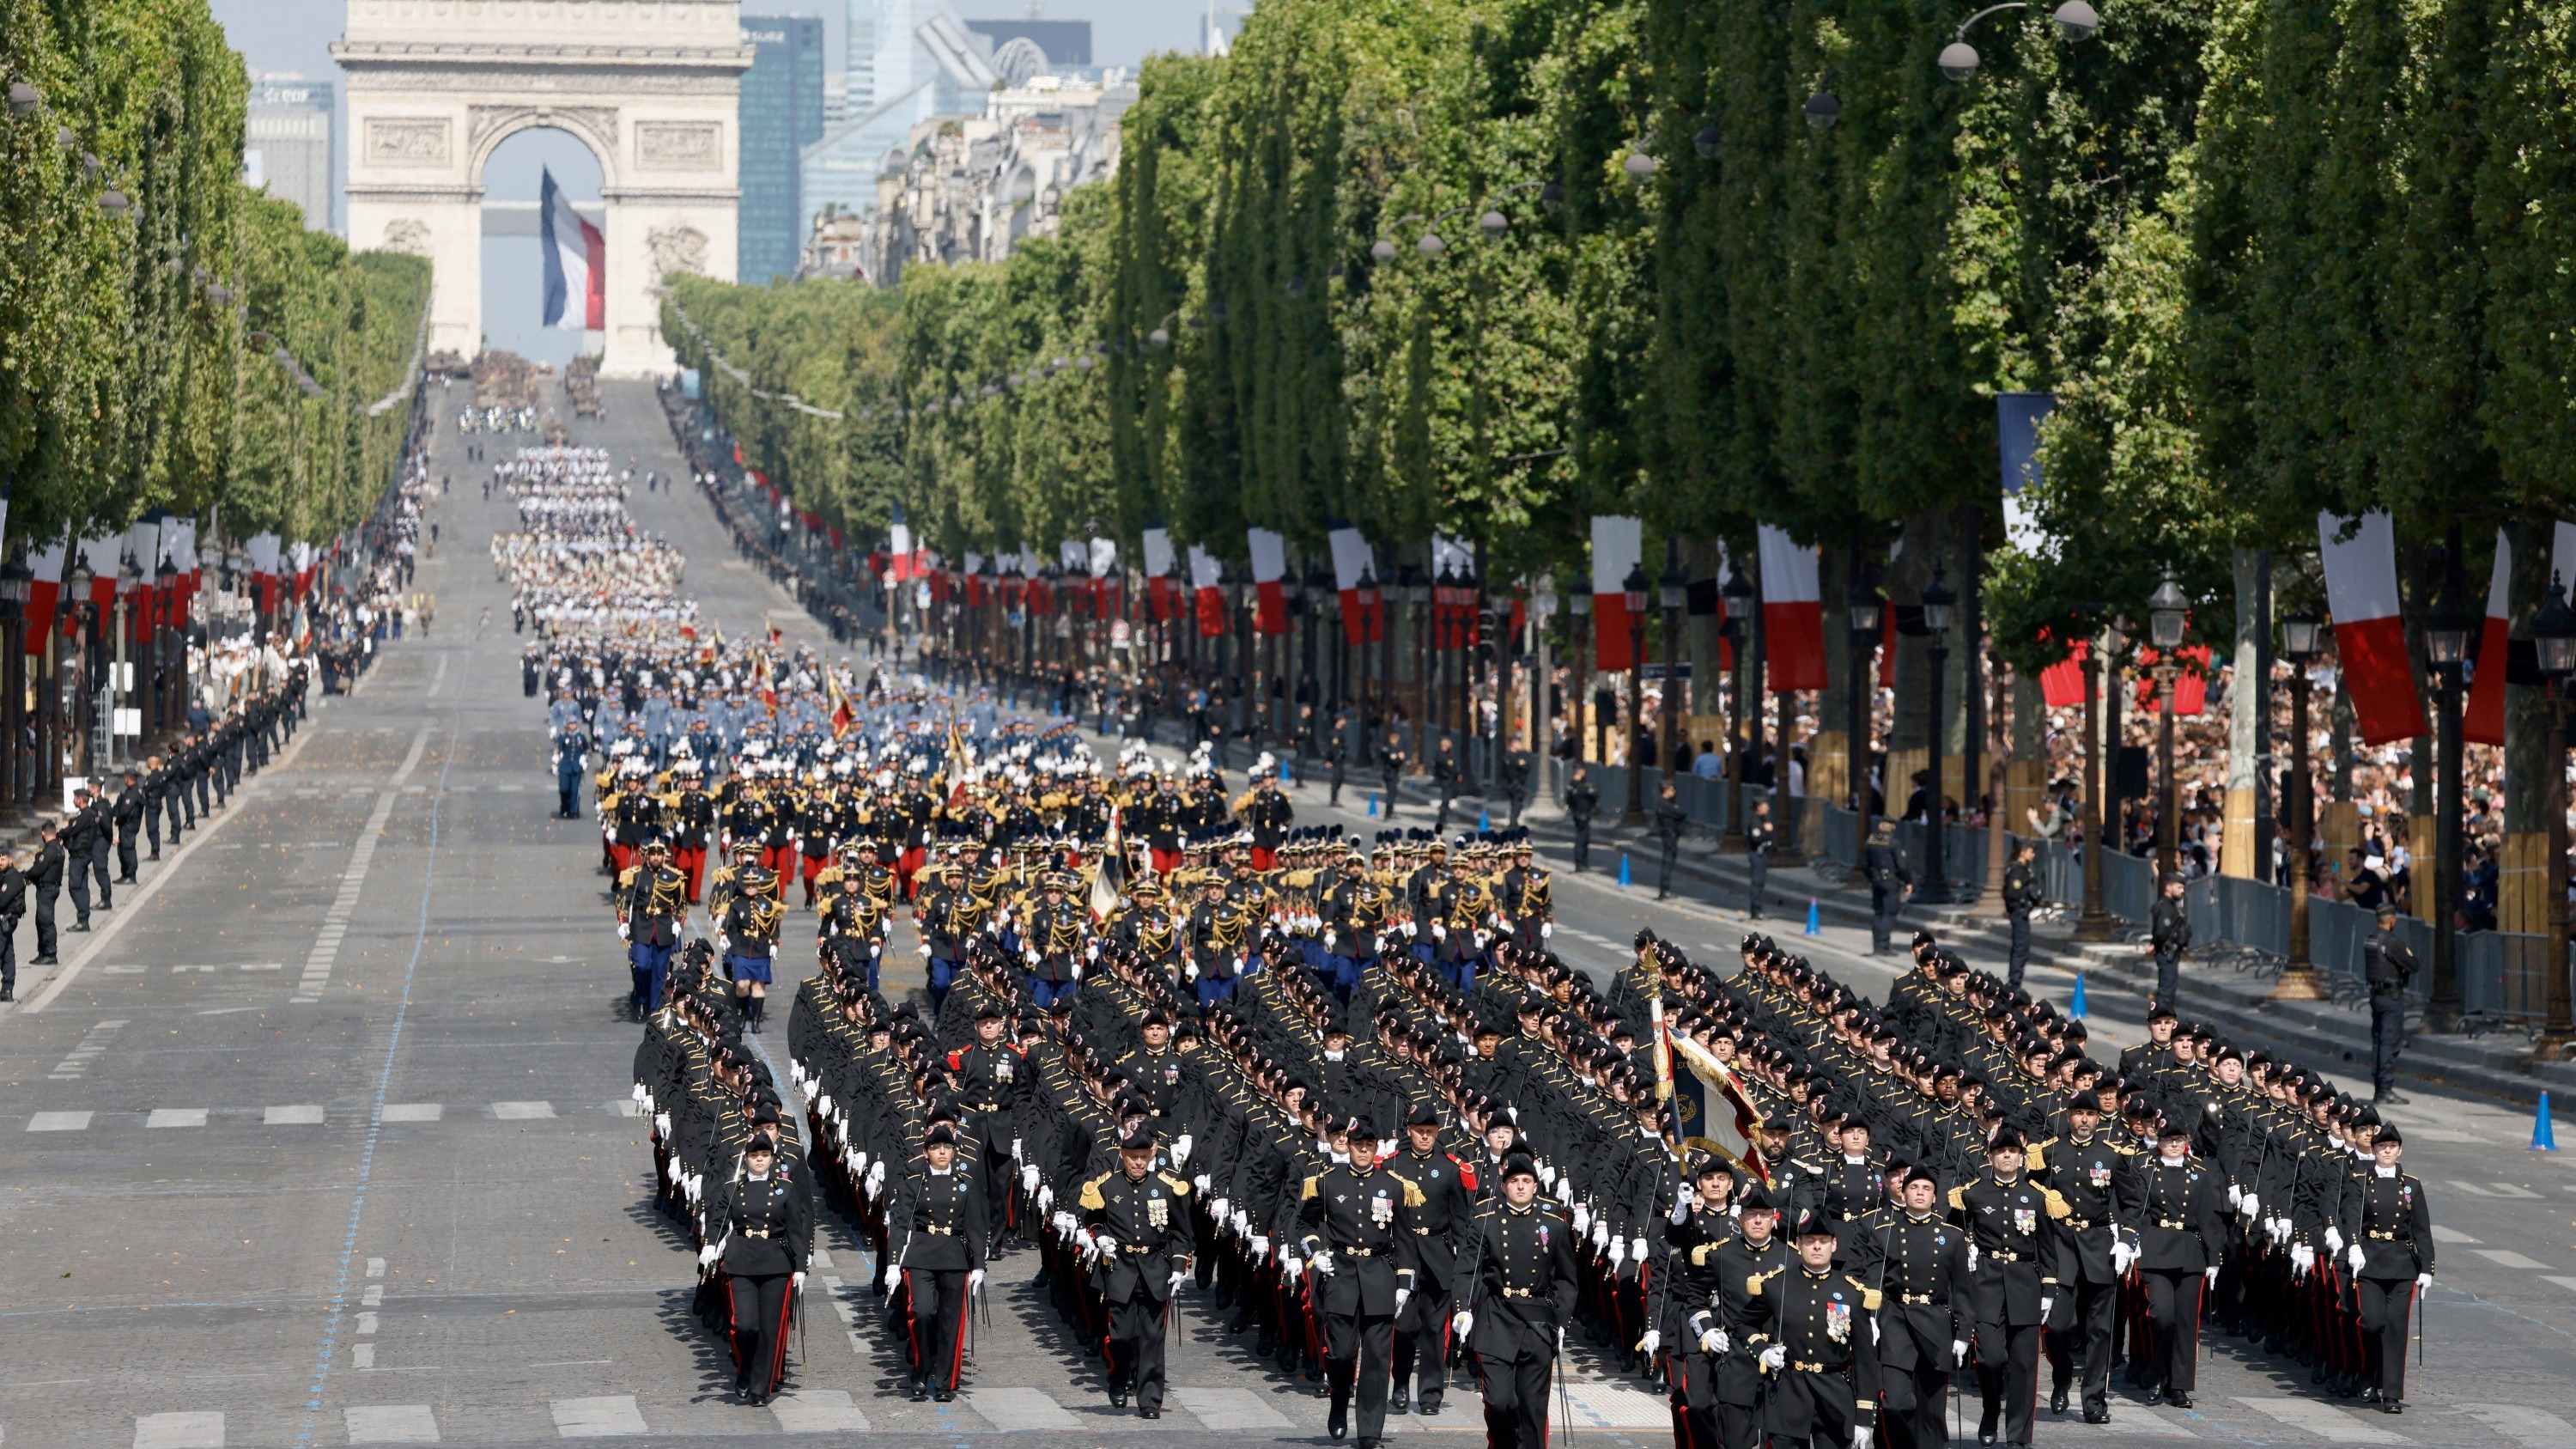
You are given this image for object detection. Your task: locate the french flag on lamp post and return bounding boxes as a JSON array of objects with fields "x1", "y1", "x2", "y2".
[
  {"x1": 25, "y1": 539, "x2": 64, "y2": 642},
  {"x1": 1327, "y1": 521, "x2": 1380, "y2": 644},
  {"x1": 1188, "y1": 545, "x2": 1226, "y2": 637},
  {"x1": 1590, "y1": 514, "x2": 1642, "y2": 672},
  {"x1": 2465, "y1": 527, "x2": 2511, "y2": 747},
  {"x1": 539, "y1": 167, "x2": 605, "y2": 332},
  {"x1": 245, "y1": 532, "x2": 281, "y2": 615},
  {"x1": 1247, "y1": 527, "x2": 1289, "y2": 635},
  {"x1": 1756, "y1": 524, "x2": 1827, "y2": 692},
  {"x1": 1142, "y1": 526, "x2": 1177, "y2": 620},
  {"x1": 2318, "y1": 511, "x2": 2428, "y2": 746}
]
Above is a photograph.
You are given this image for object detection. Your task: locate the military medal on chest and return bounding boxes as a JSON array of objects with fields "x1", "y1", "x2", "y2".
[
  {"x1": 1371, "y1": 1188, "x2": 1394, "y2": 1226},
  {"x1": 1148, "y1": 1190, "x2": 1169, "y2": 1228},
  {"x1": 1826, "y1": 1292, "x2": 1851, "y2": 1343}
]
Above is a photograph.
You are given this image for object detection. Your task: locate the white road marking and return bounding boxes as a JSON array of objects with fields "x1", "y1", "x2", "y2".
[
  {"x1": 294, "y1": 784, "x2": 401, "y2": 1003},
  {"x1": 362, "y1": 1286, "x2": 384, "y2": 1306},
  {"x1": 264, "y1": 1105, "x2": 325, "y2": 1125},
  {"x1": 963, "y1": 1385, "x2": 1078, "y2": 1428},
  {"x1": 1170, "y1": 1385, "x2": 1293, "y2": 1430},
  {"x1": 2445, "y1": 1180, "x2": 2494, "y2": 1196},
  {"x1": 356, "y1": 1311, "x2": 380, "y2": 1335},
  {"x1": 381, "y1": 1104, "x2": 441, "y2": 1123},
  {"x1": 2485, "y1": 1183, "x2": 2543, "y2": 1199},
  {"x1": 2231, "y1": 1397, "x2": 2410, "y2": 1442},
  {"x1": 1564, "y1": 1383, "x2": 1670, "y2": 1428},
  {"x1": 550, "y1": 1395, "x2": 646, "y2": 1437},
  {"x1": 132, "y1": 1411, "x2": 225, "y2": 1448},
  {"x1": 2472, "y1": 1249, "x2": 2554, "y2": 1270},
  {"x1": 352, "y1": 1342, "x2": 376, "y2": 1369},
  {"x1": 2462, "y1": 1405, "x2": 2576, "y2": 1447},
  {"x1": 2429, "y1": 1226, "x2": 2478, "y2": 1244},
  {"x1": 366, "y1": 1257, "x2": 386, "y2": 1278},
  {"x1": 769, "y1": 1390, "x2": 869, "y2": 1434},
  {"x1": 49, "y1": 1018, "x2": 128, "y2": 1081},
  {"x1": 492, "y1": 1100, "x2": 555, "y2": 1119},
  {"x1": 343, "y1": 1403, "x2": 437, "y2": 1443},
  {"x1": 2046, "y1": 1405, "x2": 2196, "y2": 1438},
  {"x1": 27, "y1": 1111, "x2": 92, "y2": 1132},
  {"x1": 2539, "y1": 1275, "x2": 2576, "y2": 1294},
  {"x1": 146, "y1": 1107, "x2": 209, "y2": 1129}
]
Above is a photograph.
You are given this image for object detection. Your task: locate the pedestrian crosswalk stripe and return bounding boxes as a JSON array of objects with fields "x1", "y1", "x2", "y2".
[
  {"x1": 2231, "y1": 1397, "x2": 2410, "y2": 1442},
  {"x1": 146, "y1": 1107, "x2": 209, "y2": 1129},
  {"x1": 2430, "y1": 1225, "x2": 2479, "y2": 1244},
  {"x1": 343, "y1": 1403, "x2": 440, "y2": 1443},
  {"x1": 2473, "y1": 1248, "x2": 2554, "y2": 1270},
  {"x1": 493, "y1": 1100, "x2": 556, "y2": 1119},
  {"x1": 769, "y1": 1390, "x2": 869, "y2": 1434},
  {"x1": 2461, "y1": 1404, "x2": 2576, "y2": 1447},
  {"x1": 963, "y1": 1385, "x2": 1078, "y2": 1428},
  {"x1": 264, "y1": 1104, "x2": 325, "y2": 1125},
  {"x1": 550, "y1": 1395, "x2": 646, "y2": 1438},
  {"x1": 132, "y1": 1409, "x2": 226, "y2": 1448},
  {"x1": 1564, "y1": 1382, "x2": 1668, "y2": 1428},
  {"x1": 27, "y1": 1111, "x2": 92, "y2": 1131},
  {"x1": 1170, "y1": 1385, "x2": 1292, "y2": 1430}
]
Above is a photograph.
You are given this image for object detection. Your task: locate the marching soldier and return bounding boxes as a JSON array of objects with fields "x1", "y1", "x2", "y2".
[
  {"x1": 949, "y1": 1005, "x2": 1026, "y2": 1252},
  {"x1": 1383, "y1": 1101, "x2": 1478, "y2": 1416},
  {"x1": 1746, "y1": 1207, "x2": 1880, "y2": 1449},
  {"x1": 700, "y1": 1132, "x2": 814, "y2": 1407},
  {"x1": 616, "y1": 837, "x2": 690, "y2": 1019},
  {"x1": 1299, "y1": 1115, "x2": 1430, "y2": 1446},
  {"x1": 2030, "y1": 1089, "x2": 2126, "y2": 1421},
  {"x1": 1078, "y1": 1124, "x2": 1198, "y2": 1416},
  {"x1": 2113, "y1": 1120, "x2": 2228, "y2": 1408},
  {"x1": 1651, "y1": 1154, "x2": 1741, "y2": 1449},
  {"x1": 1951, "y1": 1129, "x2": 2068, "y2": 1447},
  {"x1": 889, "y1": 1123, "x2": 989, "y2": 1402},
  {"x1": 1450, "y1": 1153, "x2": 1577, "y2": 1449},
  {"x1": 716, "y1": 843, "x2": 786, "y2": 1032},
  {"x1": 1862, "y1": 1168, "x2": 1969, "y2": 1449},
  {"x1": 2335, "y1": 1124, "x2": 2433, "y2": 1412}
]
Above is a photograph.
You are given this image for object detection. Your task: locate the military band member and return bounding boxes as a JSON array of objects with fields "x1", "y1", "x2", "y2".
[
  {"x1": 2113, "y1": 1121, "x2": 2229, "y2": 1408},
  {"x1": 1746, "y1": 1208, "x2": 1880, "y2": 1449},
  {"x1": 1951, "y1": 1129, "x2": 2069, "y2": 1447},
  {"x1": 1300, "y1": 1115, "x2": 1430, "y2": 1446},
  {"x1": 889, "y1": 1123, "x2": 988, "y2": 1400},
  {"x1": 2029, "y1": 1089, "x2": 2126, "y2": 1421},
  {"x1": 616, "y1": 838, "x2": 690, "y2": 1019},
  {"x1": 1862, "y1": 1168, "x2": 1970, "y2": 1449},
  {"x1": 718, "y1": 844, "x2": 787, "y2": 1032},
  {"x1": 1383, "y1": 1100, "x2": 1479, "y2": 1416},
  {"x1": 700, "y1": 1133, "x2": 814, "y2": 1407},
  {"x1": 1450, "y1": 1153, "x2": 1577, "y2": 1449},
  {"x1": 2335, "y1": 1125, "x2": 2433, "y2": 1413},
  {"x1": 1080, "y1": 1124, "x2": 1198, "y2": 1416}
]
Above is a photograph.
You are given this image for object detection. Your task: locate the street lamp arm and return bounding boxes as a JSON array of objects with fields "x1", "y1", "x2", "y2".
[{"x1": 1953, "y1": 2, "x2": 2031, "y2": 40}]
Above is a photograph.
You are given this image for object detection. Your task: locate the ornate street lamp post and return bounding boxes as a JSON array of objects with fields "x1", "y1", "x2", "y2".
[
  {"x1": 2269, "y1": 612, "x2": 2329, "y2": 999},
  {"x1": 1917, "y1": 567, "x2": 1958, "y2": 904},
  {"x1": 1620, "y1": 563, "x2": 1649, "y2": 828}
]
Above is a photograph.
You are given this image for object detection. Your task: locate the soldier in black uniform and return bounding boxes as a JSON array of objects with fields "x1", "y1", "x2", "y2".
[
  {"x1": 617, "y1": 838, "x2": 690, "y2": 1019},
  {"x1": 890, "y1": 1123, "x2": 990, "y2": 1401},
  {"x1": 1379, "y1": 729, "x2": 1409, "y2": 822},
  {"x1": 1451, "y1": 1153, "x2": 1577, "y2": 1449},
  {"x1": 1951, "y1": 1129, "x2": 2068, "y2": 1446},
  {"x1": 2002, "y1": 843, "x2": 2044, "y2": 989},
  {"x1": 1299, "y1": 1114, "x2": 1430, "y2": 1446},
  {"x1": 61, "y1": 786, "x2": 100, "y2": 929},
  {"x1": 1745, "y1": 797, "x2": 1776, "y2": 919},
  {"x1": 1861, "y1": 1168, "x2": 1969, "y2": 1449},
  {"x1": 2363, "y1": 905, "x2": 2419, "y2": 1105},
  {"x1": 1655, "y1": 781, "x2": 1689, "y2": 900},
  {"x1": 700, "y1": 1133, "x2": 815, "y2": 1406},
  {"x1": 949, "y1": 1005, "x2": 1026, "y2": 1252},
  {"x1": 1079, "y1": 1124, "x2": 1196, "y2": 1416},
  {"x1": 1651, "y1": 1154, "x2": 1741, "y2": 1449},
  {"x1": 138, "y1": 755, "x2": 167, "y2": 860},
  {"x1": 1862, "y1": 819, "x2": 1911, "y2": 955},
  {"x1": 1383, "y1": 1101, "x2": 1478, "y2": 1415},
  {"x1": 27, "y1": 820, "x2": 64, "y2": 965},
  {"x1": 1747, "y1": 1207, "x2": 1880, "y2": 1449},
  {"x1": 2335, "y1": 1124, "x2": 2433, "y2": 1412},
  {"x1": 0, "y1": 844, "x2": 22, "y2": 1001},
  {"x1": 2113, "y1": 1120, "x2": 2228, "y2": 1407},
  {"x1": 2146, "y1": 874, "x2": 2190, "y2": 1007},
  {"x1": 2029, "y1": 1091, "x2": 2126, "y2": 1421},
  {"x1": 1566, "y1": 765, "x2": 1599, "y2": 873},
  {"x1": 111, "y1": 770, "x2": 143, "y2": 884}
]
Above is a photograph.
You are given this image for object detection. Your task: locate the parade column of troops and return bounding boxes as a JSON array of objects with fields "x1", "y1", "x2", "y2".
[{"x1": 501, "y1": 456, "x2": 2440, "y2": 1446}]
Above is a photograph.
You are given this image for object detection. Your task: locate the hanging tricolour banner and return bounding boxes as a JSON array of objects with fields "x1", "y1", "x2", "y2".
[
  {"x1": 1142, "y1": 526, "x2": 1177, "y2": 621},
  {"x1": 2317, "y1": 512, "x2": 2427, "y2": 746},
  {"x1": 25, "y1": 539, "x2": 64, "y2": 643},
  {"x1": 1756, "y1": 524, "x2": 1826, "y2": 692},
  {"x1": 1188, "y1": 545, "x2": 1226, "y2": 638},
  {"x1": 1668, "y1": 1033, "x2": 1770, "y2": 1185},
  {"x1": 1327, "y1": 521, "x2": 1381, "y2": 644},
  {"x1": 1590, "y1": 514, "x2": 1642, "y2": 672},
  {"x1": 539, "y1": 167, "x2": 606, "y2": 332},
  {"x1": 1247, "y1": 527, "x2": 1288, "y2": 635}
]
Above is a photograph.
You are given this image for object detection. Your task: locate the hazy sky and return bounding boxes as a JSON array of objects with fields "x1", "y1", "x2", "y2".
[{"x1": 206, "y1": 0, "x2": 1224, "y2": 362}]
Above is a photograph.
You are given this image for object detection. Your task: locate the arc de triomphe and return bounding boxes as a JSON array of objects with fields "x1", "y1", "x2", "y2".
[{"x1": 334, "y1": 1, "x2": 750, "y2": 377}]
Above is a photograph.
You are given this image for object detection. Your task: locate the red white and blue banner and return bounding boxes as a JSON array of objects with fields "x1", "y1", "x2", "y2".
[{"x1": 540, "y1": 167, "x2": 605, "y2": 332}]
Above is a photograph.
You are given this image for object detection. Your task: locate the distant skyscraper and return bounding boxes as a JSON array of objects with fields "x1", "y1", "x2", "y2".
[
  {"x1": 244, "y1": 73, "x2": 335, "y2": 234},
  {"x1": 738, "y1": 15, "x2": 827, "y2": 283},
  {"x1": 962, "y1": 19, "x2": 1091, "y2": 71},
  {"x1": 845, "y1": 0, "x2": 878, "y2": 115}
]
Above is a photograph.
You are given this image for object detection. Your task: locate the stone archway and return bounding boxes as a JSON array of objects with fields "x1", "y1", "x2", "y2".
[{"x1": 333, "y1": 1, "x2": 751, "y2": 377}]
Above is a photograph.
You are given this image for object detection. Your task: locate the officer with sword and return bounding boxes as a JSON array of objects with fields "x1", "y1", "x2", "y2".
[{"x1": 1451, "y1": 1153, "x2": 1579, "y2": 1449}]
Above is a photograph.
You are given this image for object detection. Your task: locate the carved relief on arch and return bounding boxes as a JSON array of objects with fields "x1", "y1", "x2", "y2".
[
  {"x1": 381, "y1": 218, "x2": 433, "y2": 256},
  {"x1": 647, "y1": 224, "x2": 710, "y2": 281}
]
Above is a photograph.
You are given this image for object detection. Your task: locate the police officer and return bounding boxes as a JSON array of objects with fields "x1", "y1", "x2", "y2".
[
  {"x1": 1299, "y1": 1114, "x2": 1429, "y2": 1445},
  {"x1": 1745, "y1": 796, "x2": 1776, "y2": 920},
  {"x1": 1379, "y1": 728, "x2": 1409, "y2": 822},
  {"x1": 890, "y1": 1123, "x2": 989, "y2": 1401},
  {"x1": 700, "y1": 1132, "x2": 814, "y2": 1407},
  {"x1": 1747, "y1": 1207, "x2": 1880, "y2": 1449},
  {"x1": 2030, "y1": 1090, "x2": 2125, "y2": 1422},
  {"x1": 61, "y1": 786, "x2": 100, "y2": 929},
  {"x1": 0, "y1": 845, "x2": 22, "y2": 1002},
  {"x1": 1951, "y1": 1129, "x2": 2068, "y2": 1447},
  {"x1": 1078, "y1": 1124, "x2": 1196, "y2": 1416},
  {"x1": 1450, "y1": 1153, "x2": 1577, "y2": 1449},
  {"x1": 112, "y1": 769, "x2": 144, "y2": 884},
  {"x1": 27, "y1": 820, "x2": 64, "y2": 965},
  {"x1": 2363, "y1": 904, "x2": 2418, "y2": 1105},
  {"x1": 2002, "y1": 842, "x2": 2044, "y2": 989},
  {"x1": 2147, "y1": 873, "x2": 2190, "y2": 1007},
  {"x1": 1566, "y1": 765, "x2": 1599, "y2": 873},
  {"x1": 1384, "y1": 1100, "x2": 1478, "y2": 1415},
  {"x1": 2113, "y1": 1120, "x2": 2227, "y2": 1408},
  {"x1": 1862, "y1": 819, "x2": 1912, "y2": 956},
  {"x1": 1861, "y1": 1168, "x2": 1968, "y2": 1449},
  {"x1": 2335, "y1": 1124, "x2": 2433, "y2": 1413},
  {"x1": 616, "y1": 837, "x2": 689, "y2": 1019},
  {"x1": 1655, "y1": 781, "x2": 1689, "y2": 900}
]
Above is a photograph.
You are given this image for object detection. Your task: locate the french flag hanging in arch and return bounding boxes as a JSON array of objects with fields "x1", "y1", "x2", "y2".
[{"x1": 540, "y1": 167, "x2": 605, "y2": 332}]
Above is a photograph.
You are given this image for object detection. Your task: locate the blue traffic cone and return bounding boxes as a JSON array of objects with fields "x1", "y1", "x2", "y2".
[
  {"x1": 1479, "y1": 807, "x2": 1492, "y2": 832},
  {"x1": 1804, "y1": 899, "x2": 1822, "y2": 935},
  {"x1": 1366, "y1": 793, "x2": 1379, "y2": 818},
  {"x1": 1619, "y1": 854, "x2": 1632, "y2": 888},
  {"x1": 2070, "y1": 974, "x2": 2088, "y2": 1020},
  {"x1": 2534, "y1": 1092, "x2": 2559, "y2": 1151},
  {"x1": 1279, "y1": 759, "x2": 1293, "y2": 785}
]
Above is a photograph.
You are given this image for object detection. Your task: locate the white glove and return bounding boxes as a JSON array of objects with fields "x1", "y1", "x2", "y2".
[
  {"x1": 2415, "y1": 1273, "x2": 2433, "y2": 1292},
  {"x1": 1024, "y1": 947, "x2": 1041, "y2": 965},
  {"x1": 2038, "y1": 1297, "x2": 2054, "y2": 1320},
  {"x1": 1952, "y1": 1338, "x2": 1969, "y2": 1363},
  {"x1": 1195, "y1": 1173, "x2": 1214, "y2": 1193},
  {"x1": 1174, "y1": 1134, "x2": 1193, "y2": 1166},
  {"x1": 1607, "y1": 1239, "x2": 1627, "y2": 1265},
  {"x1": 968, "y1": 1269, "x2": 985, "y2": 1293},
  {"x1": 1759, "y1": 1345, "x2": 1786, "y2": 1373},
  {"x1": 854, "y1": 1152, "x2": 869, "y2": 1173},
  {"x1": 1632, "y1": 1237, "x2": 1650, "y2": 1264},
  {"x1": 617, "y1": 922, "x2": 630, "y2": 941},
  {"x1": 2205, "y1": 1265, "x2": 2221, "y2": 1286},
  {"x1": 1557, "y1": 1178, "x2": 1574, "y2": 1205},
  {"x1": 1593, "y1": 1221, "x2": 1612, "y2": 1250},
  {"x1": 1452, "y1": 1310, "x2": 1475, "y2": 1338},
  {"x1": 1052, "y1": 1211, "x2": 1077, "y2": 1235},
  {"x1": 1432, "y1": 922, "x2": 1446, "y2": 941},
  {"x1": 867, "y1": 1160, "x2": 885, "y2": 1192},
  {"x1": 1638, "y1": 1330, "x2": 1662, "y2": 1355},
  {"x1": 1012, "y1": 1137, "x2": 1024, "y2": 1161},
  {"x1": 2239, "y1": 1192, "x2": 2258, "y2": 1219},
  {"x1": 698, "y1": 1244, "x2": 720, "y2": 1268},
  {"x1": 1540, "y1": 922, "x2": 1553, "y2": 939},
  {"x1": 1702, "y1": 1329, "x2": 1728, "y2": 1355},
  {"x1": 1853, "y1": 1428, "x2": 1870, "y2": 1449},
  {"x1": 1673, "y1": 1184, "x2": 1695, "y2": 1225},
  {"x1": 2111, "y1": 1242, "x2": 2136, "y2": 1275},
  {"x1": 1170, "y1": 1270, "x2": 1188, "y2": 1295},
  {"x1": 2348, "y1": 1244, "x2": 2366, "y2": 1272},
  {"x1": 630, "y1": 1083, "x2": 647, "y2": 1105},
  {"x1": 1252, "y1": 1234, "x2": 1270, "y2": 1257},
  {"x1": 1085, "y1": 941, "x2": 1100, "y2": 961},
  {"x1": 1022, "y1": 1166, "x2": 1040, "y2": 1194},
  {"x1": 1395, "y1": 1288, "x2": 1412, "y2": 1314},
  {"x1": 1311, "y1": 1249, "x2": 1336, "y2": 1275},
  {"x1": 2227, "y1": 1184, "x2": 2242, "y2": 1209},
  {"x1": 791, "y1": 1270, "x2": 806, "y2": 1292},
  {"x1": 1966, "y1": 1243, "x2": 1979, "y2": 1273},
  {"x1": 1209, "y1": 1195, "x2": 1228, "y2": 1218},
  {"x1": 1069, "y1": 960, "x2": 1082, "y2": 980},
  {"x1": 2324, "y1": 1227, "x2": 2345, "y2": 1252},
  {"x1": 1284, "y1": 1256, "x2": 1304, "y2": 1281},
  {"x1": 1573, "y1": 1204, "x2": 1592, "y2": 1233}
]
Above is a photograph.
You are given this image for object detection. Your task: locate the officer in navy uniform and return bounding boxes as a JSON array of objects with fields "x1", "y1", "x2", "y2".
[
  {"x1": 1687, "y1": 1185, "x2": 1789, "y2": 1449},
  {"x1": 1745, "y1": 1207, "x2": 1880, "y2": 1449},
  {"x1": 1449, "y1": 1153, "x2": 1577, "y2": 1449},
  {"x1": 1857, "y1": 1168, "x2": 1969, "y2": 1449},
  {"x1": 2028, "y1": 1090, "x2": 2128, "y2": 1421},
  {"x1": 1079, "y1": 1124, "x2": 1197, "y2": 1416},
  {"x1": 701, "y1": 1133, "x2": 815, "y2": 1406},
  {"x1": 616, "y1": 838, "x2": 689, "y2": 1019},
  {"x1": 890, "y1": 1123, "x2": 990, "y2": 1401},
  {"x1": 1862, "y1": 819, "x2": 1912, "y2": 956},
  {"x1": 2335, "y1": 1124, "x2": 2433, "y2": 1412},
  {"x1": 1383, "y1": 1099, "x2": 1479, "y2": 1416},
  {"x1": 1299, "y1": 1114, "x2": 1430, "y2": 1446},
  {"x1": 1950, "y1": 1129, "x2": 2069, "y2": 1447},
  {"x1": 2112, "y1": 1120, "x2": 2229, "y2": 1408},
  {"x1": 948, "y1": 1005, "x2": 1026, "y2": 1254},
  {"x1": 1651, "y1": 1154, "x2": 1740, "y2": 1449}
]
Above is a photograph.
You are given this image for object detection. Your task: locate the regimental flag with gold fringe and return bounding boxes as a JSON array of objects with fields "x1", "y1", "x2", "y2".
[{"x1": 1668, "y1": 1033, "x2": 1770, "y2": 1184}]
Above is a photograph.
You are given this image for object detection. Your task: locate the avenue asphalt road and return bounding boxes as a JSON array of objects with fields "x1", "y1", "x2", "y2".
[{"x1": 0, "y1": 376, "x2": 2566, "y2": 1447}]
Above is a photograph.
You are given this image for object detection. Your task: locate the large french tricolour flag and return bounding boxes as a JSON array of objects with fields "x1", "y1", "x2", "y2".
[
  {"x1": 2318, "y1": 512, "x2": 2427, "y2": 746},
  {"x1": 540, "y1": 167, "x2": 605, "y2": 332},
  {"x1": 1590, "y1": 514, "x2": 1642, "y2": 672},
  {"x1": 1756, "y1": 524, "x2": 1826, "y2": 692}
]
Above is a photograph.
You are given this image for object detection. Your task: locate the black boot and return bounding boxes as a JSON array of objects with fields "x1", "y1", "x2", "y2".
[
  {"x1": 1388, "y1": 1385, "x2": 1409, "y2": 1415},
  {"x1": 1328, "y1": 1397, "x2": 1349, "y2": 1440}
]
